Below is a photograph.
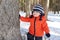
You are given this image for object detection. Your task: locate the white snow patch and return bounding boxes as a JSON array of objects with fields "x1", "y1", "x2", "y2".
[
  {"x1": 47, "y1": 21, "x2": 60, "y2": 29},
  {"x1": 50, "y1": 31, "x2": 60, "y2": 36}
]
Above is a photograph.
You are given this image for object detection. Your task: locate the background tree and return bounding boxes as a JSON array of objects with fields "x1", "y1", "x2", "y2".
[
  {"x1": 0, "y1": 0, "x2": 21, "y2": 40},
  {"x1": 49, "y1": 0, "x2": 60, "y2": 14},
  {"x1": 40, "y1": 0, "x2": 50, "y2": 19}
]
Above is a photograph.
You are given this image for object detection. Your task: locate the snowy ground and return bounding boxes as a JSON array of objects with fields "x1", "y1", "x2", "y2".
[
  {"x1": 47, "y1": 11, "x2": 60, "y2": 40},
  {"x1": 19, "y1": 11, "x2": 60, "y2": 40}
]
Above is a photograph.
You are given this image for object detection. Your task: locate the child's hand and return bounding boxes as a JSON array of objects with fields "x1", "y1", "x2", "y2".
[
  {"x1": 19, "y1": 11, "x2": 26, "y2": 17},
  {"x1": 46, "y1": 33, "x2": 50, "y2": 38},
  {"x1": 44, "y1": 33, "x2": 50, "y2": 40}
]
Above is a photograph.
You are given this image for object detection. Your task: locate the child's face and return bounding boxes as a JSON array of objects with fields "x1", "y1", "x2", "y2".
[{"x1": 33, "y1": 11, "x2": 40, "y2": 17}]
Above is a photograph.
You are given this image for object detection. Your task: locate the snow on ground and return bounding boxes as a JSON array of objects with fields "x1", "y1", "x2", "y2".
[
  {"x1": 47, "y1": 21, "x2": 60, "y2": 36},
  {"x1": 19, "y1": 11, "x2": 60, "y2": 40},
  {"x1": 47, "y1": 21, "x2": 60, "y2": 40},
  {"x1": 47, "y1": 11, "x2": 60, "y2": 40},
  {"x1": 48, "y1": 11, "x2": 60, "y2": 22},
  {"x1": 47, "y1": 21, "x2": 60, "y2": 29}
]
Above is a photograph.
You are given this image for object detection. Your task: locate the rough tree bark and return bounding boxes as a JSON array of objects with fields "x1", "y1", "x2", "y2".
[{"x1": 0, "y1": 0, "x2": 21, "y2": 40}]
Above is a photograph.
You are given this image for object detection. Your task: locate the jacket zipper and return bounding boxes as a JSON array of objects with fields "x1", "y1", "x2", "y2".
[{"x1": 34, "y1": 17, "x2": 36, "y2": 37}]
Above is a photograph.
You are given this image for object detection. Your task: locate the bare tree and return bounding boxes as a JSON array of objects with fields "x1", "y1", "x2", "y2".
[
  {"x1": 0, "y1": 0, "x2": 21, "y2": 40},
  {"x1": 45, "y1": 0, "x2": 50, "y2": 19},
  {"x1": 41, "y1": 0, "x2": 50, "y2": 19}
]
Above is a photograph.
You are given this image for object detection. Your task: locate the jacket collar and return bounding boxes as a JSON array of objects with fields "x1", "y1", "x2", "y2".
[{"x1": 33, "y1": 16, "x2": 40, "y2": 20}]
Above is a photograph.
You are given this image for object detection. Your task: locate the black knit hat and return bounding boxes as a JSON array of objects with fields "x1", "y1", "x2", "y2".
[{"x1": 32, "y1": 4, "x2": 44, "y2": 14}]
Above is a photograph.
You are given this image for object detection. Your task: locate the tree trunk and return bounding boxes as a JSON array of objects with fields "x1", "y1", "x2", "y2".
[
  {"x1": 45, "y1": 0, "x2": 49, "y2": 19},
  {"x1": 41, "y1": 0, "x2": 49, "y2": 19},
  {"x1": 0, "y1": 0, "x2": 21, "y2": 40}
]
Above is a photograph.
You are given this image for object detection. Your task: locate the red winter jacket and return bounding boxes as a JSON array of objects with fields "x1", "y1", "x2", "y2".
[{"x1": 20, "y1": 16, "x2": 50, "y2": 37}]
